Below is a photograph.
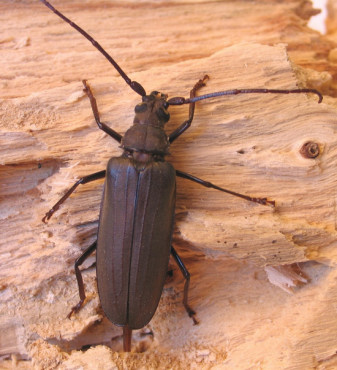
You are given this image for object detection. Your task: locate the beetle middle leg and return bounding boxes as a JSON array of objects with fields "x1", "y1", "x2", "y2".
[
  {"x1": 169, "y1": 75, "x2": 209, "y2": 143},
  {"x1": 68, "y1": 240, "x2": 97, "y2": 318},
  {"x1": 42, "y1": 170, "x2": 106, "y2": 222},
  {"x1": 171, "y1": 246, "x2": 198, "y2": 325}
]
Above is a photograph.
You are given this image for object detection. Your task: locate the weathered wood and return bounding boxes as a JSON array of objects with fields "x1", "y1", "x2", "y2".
[{"x1": 1, "y1": 0, "x2": 337, "y2": 368}]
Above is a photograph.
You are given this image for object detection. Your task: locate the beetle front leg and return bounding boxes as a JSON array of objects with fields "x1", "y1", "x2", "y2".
[
  {"x1": 68, "y1": 240, "x2": 97, "y2": 318},
  {"x1": 171, "y1": 246, "x2": 198, "y2": 325},
  {"x1": 42, "y1": 170, "x2": 106, "y2": 223},
  {"x1": 82, "y1": 80, "x2": 123, "y2": 143},
  {"x1": 169, "y1": 75, "x2": 209, "y2": 143}
]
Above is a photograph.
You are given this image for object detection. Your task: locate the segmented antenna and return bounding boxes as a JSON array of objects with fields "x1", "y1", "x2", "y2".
[
  {"x1": 40, "y1": 1, "x2": 323, "y2": 106},
  {"x1": 168, "y1": 88, "x2": 323, "y2": 105},
  {"x1": 40, "y1": 0, "x2": 146, "y2": 97}
]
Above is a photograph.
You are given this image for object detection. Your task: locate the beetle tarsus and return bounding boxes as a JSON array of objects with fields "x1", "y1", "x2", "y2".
[
  {"x1": 185, "y1": 305, "x2": 199, "y2": 325},
  {"x1": 193, "y1": 74, "x2": 209, "y2": 91},
  {"x1": 42, "y1": 209, "x2": 55, "y2": 223},
  {"x1": 259, "y1": 198, "x2": 275, "y2": 207},
  {"x1": 252, "y1": 197, "x2": 275, "y2": 207},
  {"x1": 67, "y1": 299, "x2": 85, "y2": 319}
]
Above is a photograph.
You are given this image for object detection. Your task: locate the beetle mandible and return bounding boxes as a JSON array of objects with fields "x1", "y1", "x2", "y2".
[{"x1": 40, "y1": 0, "x2": 322, "y2": 352}]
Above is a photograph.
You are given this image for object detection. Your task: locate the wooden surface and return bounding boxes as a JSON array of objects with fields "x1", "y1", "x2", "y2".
[{"x1": 1, "y1": 0, "x2": 337, "y2": 368}]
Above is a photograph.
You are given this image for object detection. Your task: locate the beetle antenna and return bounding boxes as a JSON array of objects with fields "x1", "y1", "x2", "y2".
[
  {"x1": 167, "y1": 88, "x2": 323, "y2": 105},
  {"x1": 40, "y1": 0, "x2": 146, "y2": 97}
]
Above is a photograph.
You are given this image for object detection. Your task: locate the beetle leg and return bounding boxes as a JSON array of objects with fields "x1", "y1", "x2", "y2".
[
  {"x1": 171, "y1": 246, "x2": 198, "y2": 325},
  {"x1": 68, "y1": 240, "x2": 97, "y2": 319},
  {"x1": 82, "y1": 80, "x2": 123, "y2": 143},
  {"x1": 42, "y1": 170, "x2": 106, "y2": 223},
  {"x1": 176, "y1": 169, "x2": 275, "y2": 207},
  {"x1": 169, "y1": 75, "x2": 209, "y2": 143}
]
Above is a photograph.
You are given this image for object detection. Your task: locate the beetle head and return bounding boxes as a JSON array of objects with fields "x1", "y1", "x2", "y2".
[{"x1": 133, "y1": 91, "x2": 170, "y2": 127}]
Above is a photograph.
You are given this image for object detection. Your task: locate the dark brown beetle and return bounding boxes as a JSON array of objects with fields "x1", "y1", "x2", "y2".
[{"x1": 40, "y1": 0, "x2": 322, "y2": 352}]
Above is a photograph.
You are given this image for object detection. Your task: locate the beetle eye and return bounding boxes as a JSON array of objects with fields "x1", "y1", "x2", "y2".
[
  {"x1": 163, "y1": 102, "x2": 169, "y2": 109},
  {"x1": 150, "y1": 91, "x2": 159, "y2": 96},
  {"x1": 135, "y1": 103, "x2": 148, "y2": 113},
  {"x1": 156, "y1": 107, "x2": 170, "y2": 122}
]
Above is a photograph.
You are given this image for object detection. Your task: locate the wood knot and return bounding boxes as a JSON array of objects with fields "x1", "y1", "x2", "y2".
[{"x1": 300, "y1": 141, "x2": 320, "y2": 159}]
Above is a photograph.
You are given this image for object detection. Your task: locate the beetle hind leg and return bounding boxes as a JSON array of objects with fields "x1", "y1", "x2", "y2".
[
  {"x1": 176, "y1": 169, "x2": 275, "y2": 207},
  {"x1": 171, "y1": 246, "x2": 199, "y2": 325},
  {"x1": 68, "y1": 240, "x2": 97, "y2": 319}
]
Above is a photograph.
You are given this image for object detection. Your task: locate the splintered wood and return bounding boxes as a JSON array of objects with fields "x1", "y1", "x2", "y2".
[{"x1": 1, "y1": 0, "x2": 337, "y2": 368}]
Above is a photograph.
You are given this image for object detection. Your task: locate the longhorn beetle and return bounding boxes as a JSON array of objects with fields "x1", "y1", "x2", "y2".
[{"x1": 40, "y1": 0, "x2": 322, "y2": 352}]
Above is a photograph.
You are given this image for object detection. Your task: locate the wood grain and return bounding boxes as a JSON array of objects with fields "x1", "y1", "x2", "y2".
[{"x1": 1, "y1": 0, "x2": 337, "y2": 368}]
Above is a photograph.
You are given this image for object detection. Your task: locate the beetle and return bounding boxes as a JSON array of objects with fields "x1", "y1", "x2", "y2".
[{"x1": 40, "y1": 0, "x2": 322, "y2": 352}]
